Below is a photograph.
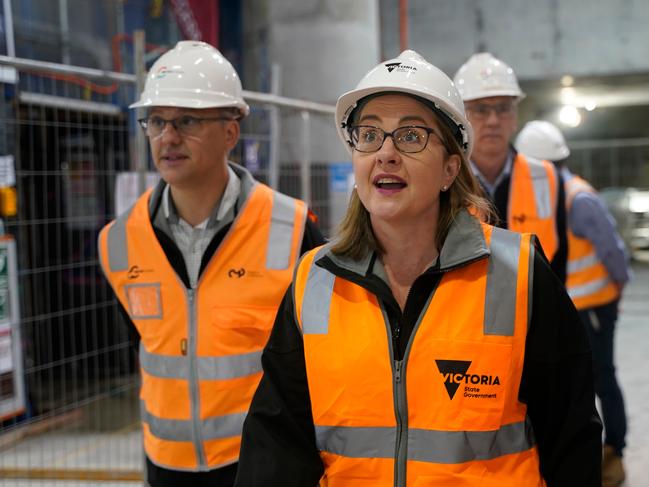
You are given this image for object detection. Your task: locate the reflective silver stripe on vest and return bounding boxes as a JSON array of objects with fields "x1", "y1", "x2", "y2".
[
  {"x1": 527, "y1": 240, "x2": 535, "y2": 331},
  {"x1": 568, "y1": 277, "x2": 612, "y2": 299},
  {"x1": 266, "y1": 191, "x2": 299, "y2": 270},
  {"x1": 528, "y1": 159, "x2": 553, "y2": 219},
  {"x1": 141, "y1": 400, "x2": 246, "y2": 441},
  {"x1": 107, "y1": 206, "x2": 134, "y2": 272},
  {"x1": 315, "y1": 425, "x2": 396, "y2": 458},
  {"x1": 301, "y1": 249, "x2": 336, "y2": 335},
  {"x1": 314, "y1": 419, "x2": 534, "y2": 463},
  {"x1": 408, "y1": 419, "x2": 534, "y2": 464},
  {"x1": 567, "y1": 253, "x2": 599, "y2": 274},
  {"x1": 484, "y1": 228, "x2": 521, "y2": 336},
  {"x1": 140, "y1": 344, "x2": 262, "y2": 380}
]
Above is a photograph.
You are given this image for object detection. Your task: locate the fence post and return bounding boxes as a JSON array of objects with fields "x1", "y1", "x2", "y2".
[
  {"x1": 584, "y1": 151, "x2": 592, "y2": 182},
  {"x1": 134, "y1": 30, "x2": 147, "y2": 196},
  {"x1": 611, "y1": 146, "x2": 619, "y2": 187},
  {"x1": 2, "y1": 0, "x2": 15, "y2": 57},
  {"x1": 268, "y1": 63, "x2": 281, "y2": 190},
  {"x1": 301, "y1": 110, "x2": 311, "y2": 206}
]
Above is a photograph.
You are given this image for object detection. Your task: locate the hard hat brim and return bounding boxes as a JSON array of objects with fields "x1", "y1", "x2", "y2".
[
  {"x1": 460, "y1": 90, "x2": 526, "y2": 102},
  {"x1": 129, "y1": 96, "x2": 250, "y2": 117}
]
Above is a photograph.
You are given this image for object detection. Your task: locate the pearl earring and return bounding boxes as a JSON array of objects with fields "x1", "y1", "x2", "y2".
[{"x1": 442, "y1": 185, "x2": 448, "y2": 191}]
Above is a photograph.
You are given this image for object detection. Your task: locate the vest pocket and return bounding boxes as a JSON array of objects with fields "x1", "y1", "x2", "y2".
[{"x1": 211, "y1": 304, "x2": 277, "y2": 354}]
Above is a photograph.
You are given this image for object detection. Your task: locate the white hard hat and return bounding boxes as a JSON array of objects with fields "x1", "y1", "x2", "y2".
[
  {"x1": 335, "y1": 50, "x2": 473, "y2": 156},
  {"x1": 453, "y1": 52, "x2": 525, "y2": 102},
  {"x1": 130, "y1": 41, "x2": 249, "y2": 117},
  {"x1": 515, "y1": 120, "x2": 570, "y2": 161}
]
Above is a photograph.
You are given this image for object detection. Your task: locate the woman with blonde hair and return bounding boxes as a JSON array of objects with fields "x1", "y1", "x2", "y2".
[{"x1": 235, "y1": 51, "x2": 601, "y2": 486}]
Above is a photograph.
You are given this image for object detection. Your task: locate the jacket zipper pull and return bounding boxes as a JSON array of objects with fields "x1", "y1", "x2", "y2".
[
  {"x1": 395, "y1": 360, "x2": 402, "y2": 383},
  {"x1": 180, "y1": 338, "x2": 188, "y2": 356}
]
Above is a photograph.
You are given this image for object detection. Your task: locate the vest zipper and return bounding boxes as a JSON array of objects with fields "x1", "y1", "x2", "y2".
[
  {"x1": 391, "y1": 284, "x2": 439, "y2": 487},
  {"x1": 187, "y1": 288, "x2": 207, "y2": 468},
  {"x1": 394, "y1": 358, "x2": 408, "y2": 487},
  {"x1": 392, "y1": 322, "x2": 401, "y2": 358}
]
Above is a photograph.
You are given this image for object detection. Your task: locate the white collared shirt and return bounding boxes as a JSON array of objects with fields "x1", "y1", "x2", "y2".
[
  {"x1": 164, "y1": 166, "x2": 241, "y2": 288},
  {"x1": 469, "y1": 150, "x2": 514, "y2": 197}
]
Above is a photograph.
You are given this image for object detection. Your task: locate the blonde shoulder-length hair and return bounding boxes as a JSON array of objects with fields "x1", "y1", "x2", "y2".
[{"x1": 331, "y1": 100, "x2": 495, "y2": 260}]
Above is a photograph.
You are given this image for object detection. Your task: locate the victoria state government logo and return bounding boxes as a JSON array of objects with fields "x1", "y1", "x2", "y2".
[
  {"x1": 385, "y1": 62, "x2": 418, "y2": 73},
  {"x1": 435, "y1": 359, "x2": 501, "y2": 400}
]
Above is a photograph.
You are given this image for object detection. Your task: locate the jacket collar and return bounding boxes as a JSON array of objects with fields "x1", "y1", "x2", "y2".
[
  {"x1": 316, "y1": 209, "x2": 490, "y2": 279},
  {"x1": 147, "y1": 161, "x2": 258, "y2": 220}
]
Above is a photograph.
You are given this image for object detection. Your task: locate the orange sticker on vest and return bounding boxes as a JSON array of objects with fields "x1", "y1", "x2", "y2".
[{"x1": 125, "y1": 283, "x2": 162, "y2": 319}]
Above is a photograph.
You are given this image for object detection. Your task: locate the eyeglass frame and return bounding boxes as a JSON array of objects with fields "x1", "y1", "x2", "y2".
[
  {"x1": 349, "y1": 125, "x2": 443, "y2": 153},
  {"x1": 465, "y1": 101, "x2": 517, "y2": 120},
  {"x1": 137, "y1": 115, "x2": 236, "y2": 138}
]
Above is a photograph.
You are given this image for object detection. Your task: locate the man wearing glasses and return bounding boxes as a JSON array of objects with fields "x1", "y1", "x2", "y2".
[
  {"x1": 98, "y1": 41, "x2": 323, "y2": 487},
  {"x1": 453, "y1": 53, "x2": 568, "y2": 283}
]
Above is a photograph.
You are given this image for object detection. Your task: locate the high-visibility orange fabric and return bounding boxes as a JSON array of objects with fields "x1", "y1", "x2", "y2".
[
  {"x1": 294, "y1": 224, "x2": 545, "y2": 486},
  {"x1": 565, "y1": 176, "x2": 619, "y2": 310},
  {"x1": 99, "y1": 183, "x2": 305, "y2": 470},
  {"x1": 508, "y1": 154, "x2": 559, "y2": 260}
]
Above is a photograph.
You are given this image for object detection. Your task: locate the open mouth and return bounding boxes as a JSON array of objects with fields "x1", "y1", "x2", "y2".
[{"x1": 374, "y1": 177, "x2": 407, "y2": 190}]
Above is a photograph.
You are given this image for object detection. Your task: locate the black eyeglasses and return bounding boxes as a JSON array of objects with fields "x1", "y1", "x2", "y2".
[
  {"x1": 465, "y1": 102, "x2": 516, "y2": 120},
  {"x1": 138, "y1": 115, "x2": 235, "y2": 137},
  {"x1": 349, "y1": 125, "x2": 441, "y2": 153}
]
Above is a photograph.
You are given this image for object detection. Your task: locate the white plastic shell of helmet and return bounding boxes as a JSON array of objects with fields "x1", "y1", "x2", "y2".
[
  {"x1": 515, "y1": 120, "x2": 570, "y2": 161},
  {"x1": 453, "y1": 52, "x2": 525, "y2": 102},
  {"x1": 335, "y1": 50, "x2": 473, "y2": 157},
  {"x1": 130, "y1": 41, "x2": 249, "y2": 117}
]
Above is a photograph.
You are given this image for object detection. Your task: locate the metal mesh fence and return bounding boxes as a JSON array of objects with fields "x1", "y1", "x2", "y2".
[
  {"x1": 236, "y1": 105, "x2": 340, "y2": 237},
  {"x1": 568, "y1": 139, "x2": 649, "y2": 190},
  {"x1": 1, "y1": 65, "x2": 142, "y2": 484},
  {"x1": 0, "y1": 56, "x2": 341, "y2": 484}
]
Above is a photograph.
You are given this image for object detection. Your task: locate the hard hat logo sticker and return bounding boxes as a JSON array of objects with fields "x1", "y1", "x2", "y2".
[
  {"x1": 155, "y1": 66, "x2": 185, "y2": 79},
  {"x1": 385, "y1": 62, "x2": 417, "y2": 74}
]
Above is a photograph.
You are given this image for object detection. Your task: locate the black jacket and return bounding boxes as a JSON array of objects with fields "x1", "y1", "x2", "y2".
[{"x1": 235, "y1": 215, "x2": 601, "y2": 487}]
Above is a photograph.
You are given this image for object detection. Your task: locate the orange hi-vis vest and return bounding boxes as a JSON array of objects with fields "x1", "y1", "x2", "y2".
[
  {"x1": 294, "y1": 213, "x2": 545, "y2": 487},
  {"x1": 98, "y1": 182, "x2": 306, "y2": 471},
  {"x1": 508, "y1": 153, "x2": 559, "y2": 261},
  {"x1": 565, "y1": 176, "x2": 619, "y2": 310}
]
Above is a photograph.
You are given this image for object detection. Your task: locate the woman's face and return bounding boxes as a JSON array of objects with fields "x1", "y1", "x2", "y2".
[{"x1": 352, "y1": 94, "x2": 460, "y2": 226}]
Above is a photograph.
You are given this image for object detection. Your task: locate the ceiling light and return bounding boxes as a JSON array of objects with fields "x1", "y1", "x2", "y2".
[
  {"x1": 560, "y1": 75, "x2": 574, "y2": 87},
  {"x1": 560, "y1": 87, "x2": 576, "y2": 104},
  {"x1": 559, "y1": 105, "x2": 581, "y2": 127}
]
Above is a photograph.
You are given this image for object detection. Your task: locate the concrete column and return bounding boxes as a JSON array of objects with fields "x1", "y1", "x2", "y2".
[{"x1": 243, "y1": 0, "x2": 380, "y2": 228}]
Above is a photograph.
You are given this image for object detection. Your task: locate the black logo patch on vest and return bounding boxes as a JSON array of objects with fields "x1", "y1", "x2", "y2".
[
  {"x1": 127, "y1": 265, "x2": 153, "y2": 279},
  {"x1": 435, "y1": 359, "x2": 472, "y2": 399},
  {"x1": 512, "y1": 213, "x2": 527, "y2": 224},
  {"x1": 228, "y1": 268, "x2": 246, "y2": 278}
]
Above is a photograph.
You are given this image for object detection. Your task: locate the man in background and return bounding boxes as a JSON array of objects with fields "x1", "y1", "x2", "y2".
[
  {"x1": 454, "y1": 53, "x2": 568, "y2": 282},
  {"x1": 517, "y1": 119, "x2": 631, "y2": 487}
]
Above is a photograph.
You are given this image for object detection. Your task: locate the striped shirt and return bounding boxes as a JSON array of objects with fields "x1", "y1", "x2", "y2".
[{"x1": 163, "y1": 166, "x2": 241, "y2": 288}]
